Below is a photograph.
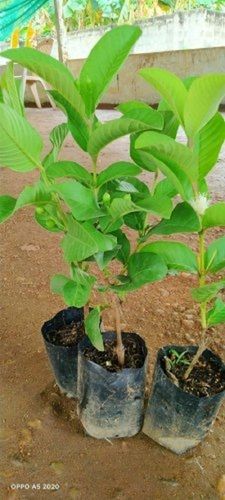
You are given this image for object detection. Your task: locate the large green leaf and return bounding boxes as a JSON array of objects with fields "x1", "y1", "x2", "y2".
[
  {"x1": 205, "y1": 237, "x2": 225, "y2": 273},
  {"x1": 134, "y1": 193, "x2": 173, "y2": 219},
  {"x1": 79, "y1": 25, "x2": 141, "y2": 116},
  {"x1": 154, "y1": 178, "x2": 178, "y2": 198},
  {"x1": 108, "y1": 197, "x2": 141, "y2": 222},
  {"x1": 128, "y1": 252, "x2": 167, "y2": 288},
  {"x1": 139, "y1": 67, "x2": 187, "y2": 124},
  {"x1": 130, "y1": 133, "x2": 157, "y2": 172},
  {"x1": 15, "y1": 182, "x2": 51, "y2": 210},
  {"x1": 158, "y1": 100, "x2": 179, "y2": 139},
  {"x1": 63, "y1": 280, "x2": 93, "y2": 308},
  {"x1": 53, "y1": 180, "x2": 102, "y2": 221},
  {"x1": 192, "y1": 280, "x2": 225, "y2": 303},
  {"x1": 51, "y1": 274, "x2": 69, "y2": 295},
  {"x1": 194, "y1": 113, "x2": 225, "y2": 179},
  {"x1": 97, "y1": 161, "x2": 141, "y2": 187},
  {"x1": 135, "y1": 132, "x2": 196, "y2": 200},
  {"x1": 140, "y1": 241, "x2": 198, "y2": 273},
  {"x1": 119, "y1": 107, "x2": 164, "y2": 130},
  {"x1": 82, "y1": 221, "x2": 117, "y2": 252},
  {"x1": 46, "y1": 161, "x2": 92, "y2": 186},
  {"x1": 51, "y1": 268, "x2": 96, "y2": 309},
  {"x1": 43, "y1": 122, "x2": 69, "y2": 168},
  {"x1": 117, "y1": 100, "x2": 150, "y2": 113},
  {"x1": 1, "y1": 48, "x2": 85, "y2": 116},
  {"x1": 150, "y1": 202, "x2": 200, "y2": 235},
  {"x1": 49, "y1": 90, "x2": 89, "y2": 152},
  {"x1": 85, "y1": 308, "x2": 104, "y2": 351},
  {"x1": 61, "y1": 218, "x2": 98, "y2": 262},
  {"x1": 202, "y1": 202, "x2": 225, "y2": 229},
  {"x1": 207, "y1": 298, "x2": 225, "y2": 326},
  {"x1": 0, "y1": 195, "x2": 16, "y2": 223},
  {"x1": 124, "y1": 211, "x2": 146, "y2": 232},
  {"x1": 135, "y1": 131, "x2": 197, "y2": 182},
  {"x1": 0, "y1": 103, "x2": 43, "y2": 172},
  {"x1": 88, "y1": 117, "x2": 158, "y2": 158},
  {"x1": 184, "y1": 73, "x2": 225, "y2": 137},
  {"x1": 0, "y1": 62, "x2": 23, "y2": 116}
]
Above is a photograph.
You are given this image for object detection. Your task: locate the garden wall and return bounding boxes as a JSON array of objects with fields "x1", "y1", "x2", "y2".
[{"x1": 1, "y1": 10, "x2": 224, "y2": 106}]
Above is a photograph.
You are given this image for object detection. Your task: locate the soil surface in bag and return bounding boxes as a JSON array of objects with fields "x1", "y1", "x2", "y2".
[
  {"x1": 83, "y1": 334, "x2": 146, "y2": 372},
  {"x1": 43, "y1": 309, "x2": 85, "y2": 347},
  {"x1": 164, "y1": 350, "x2": 225, "y2": 397}
]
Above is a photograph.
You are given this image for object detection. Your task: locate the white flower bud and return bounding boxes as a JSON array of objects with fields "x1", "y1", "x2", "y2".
[{"x1": 190, "y1": 194, "x2": 210, "y2": 216}]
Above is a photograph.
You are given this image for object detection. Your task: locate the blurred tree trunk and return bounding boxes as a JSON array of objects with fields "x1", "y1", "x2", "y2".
[{"x1": 54, "y1": 0, "x2": 67, "y2": 63}]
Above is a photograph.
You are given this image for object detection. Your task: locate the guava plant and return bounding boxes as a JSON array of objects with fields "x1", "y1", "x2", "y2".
[
  {"x1": 133, "y1": 67, "x2": 225, "y2": 377},
  {"x1": 0, "y1": 26, "x2": 173, "y2": 366}
]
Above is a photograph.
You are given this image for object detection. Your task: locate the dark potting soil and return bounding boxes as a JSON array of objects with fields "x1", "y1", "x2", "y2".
[
  {"x1": 164, "y1": 352, "x2": 225, "y2": 398},
  {"x1": 45, "y1": 320, "x2": 85, "y2": 347},
  {"x1": 83, "y1": 335, "x2": 146, "y2": 372}
]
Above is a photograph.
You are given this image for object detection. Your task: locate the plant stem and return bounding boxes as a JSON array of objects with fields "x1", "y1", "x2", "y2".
[
  {"x1": 183, "y1": 228, "x2": 208, "y2": 380},
  {"x1": 113, "y1": 294, "x2": 125, "y2": 367},
  {"x1": 40, "y1": 164, "x2": 68, "y2": 229},
  {"x1": 92, "y1": 156, "x2": 98, "y2": 200}
]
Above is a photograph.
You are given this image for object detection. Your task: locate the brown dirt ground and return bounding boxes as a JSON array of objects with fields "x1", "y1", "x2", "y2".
[{"x1": 1, "y1": 109, "x2": 225, "y2": 500}]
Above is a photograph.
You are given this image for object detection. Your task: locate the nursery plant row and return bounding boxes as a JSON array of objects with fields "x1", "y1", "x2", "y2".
[{"x1": 0, "y1": 25, "x2": 225, "y2": 454}]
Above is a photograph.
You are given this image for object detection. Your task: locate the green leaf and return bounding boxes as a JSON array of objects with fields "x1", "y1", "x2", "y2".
[
  {"x1": 139, "y1": 67, "x2": 187, "y2": 124},
  {"x1": 53, "y1": 180, "x2": 102, "y2": 221},
  {"x1": 94, "y1": 246, "x2": 120, "y2": 270},
  {"x1": 140, "y1": 241, "x2": 198, "y2": 273},
  {"x1": 134, "y1": 193, "x2": 173, "y2": 219},
  {"x1": 15, "y1": 182, "x2": 51, "y2": 210},
  {"x1": 119, "y1": 107, "x2": 164, "y2": 130},
  {"x1": 158, "y1": 100, "x2": 179, "y2": 138},
  {"x1": 0, "y1": 62, "x2": 23, "y2": 116},
  {"x1": 108, "y1": 197, "x2": 140, "y2": 222},
  {"x1": 114, "y1": 177, "x2": 149, "y2": 195},
  {"x1": 128, "y1": 252, "x2": 167, "y2": 287},
  {"x1": 82, "y1": 221, "x2": 117, "y2": 252},
  {"x1": 88, "y1": 117, "x2": 158, "y2": 158},
  {"x1": 97, "y1": 162, "x2": 141, "y2": 187},
  {"x1": 51, "y1": 274, "x2": 69, "y2": 295},
  {"x1": 0, "y1": 103, "x2": 42, "y2": 172},
  {"x1": 154, "y1": 178, "x2": 178, "y2": 198},
  {"x1": 85, "y1": 308, "x2": 104, "y2": 351},
  {"x1": 150, "y1": 202, "x2": 200, "y2": 235},
  {"x1": 43, "y1": 123, "x2": 69, "y2": 168},
  {"x1": 46, "y1": 161, "x2": 92, "y2": 186},
  {"x1": 124, "y1": 211, "x2": 146, "y2": 231},
  {"x1": 113, "y1": 230, "x2": 130, "y2": 264},
  {"x1": 0, "y1": 195, "x2": 16, "y2": 223},
  {"x1": 117, "y1": 100, "x2": 150, "y2": 113},
  {"x1": 49, "y1": 90, "x2": 89, "y2": 152},
  {"x1": 205, "y1": 237, "x2": 225, "y2": 273},
  {"x1": 207, "y1": 298, "x2": 225, "y2": 326},
  {"x1": 1, "y1": 48, "x2": 85, "y2": 117},
  {"x1": 192, "y1": 280, "x2": 225, "y2": 303},
  {"x1": 79, "y1": 25, "x2": 141, "y2": 116},
  {"x1": 195, "y1": 113, "x2": 225, "y2": 179},
  {"x1": 136, "y1": 131, "x2": 197, "y2": 182},
  {"x1": 61, "y1": 218, "x2": 98, "y2": 262},
  {"x1": 202, "y1": 202, "x2": 225, "y2": 230},
  {"x1": 63, "y1": 279, "x2": 93, "y2": 308},
  {"x1": 130, "y1": 133, "x2": 157, "y2": 172},
  {"x1": 184, "y1": 73, "x2": 225, "y2": 137}
]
